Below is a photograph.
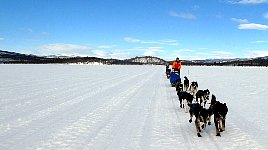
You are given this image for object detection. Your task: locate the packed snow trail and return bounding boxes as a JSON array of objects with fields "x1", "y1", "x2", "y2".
[{"x1": 0, "y1": 65, "x2": 267, "y2": 149}]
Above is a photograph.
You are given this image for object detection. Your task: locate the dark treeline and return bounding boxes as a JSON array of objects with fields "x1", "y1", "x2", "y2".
[{"x1": 0, "y1": 50, "x2": 165, "y2": 65}]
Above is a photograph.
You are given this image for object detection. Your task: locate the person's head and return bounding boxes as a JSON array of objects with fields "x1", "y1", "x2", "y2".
[{"x1": 176, "y1": 57, "x2": 180, "y2": 61}]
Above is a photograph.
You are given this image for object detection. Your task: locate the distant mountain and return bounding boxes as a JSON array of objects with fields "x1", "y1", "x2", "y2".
[
  {"x1": 0, "y1": 50, "x2": 49, "y2": 63},
  {"x1": 1, "y1": 50, "x2": 268, "y2": 66},
  {"x1": 126, "y1": 56, "x2": 166, "y2": 65},
  {"x1": 0, "y1": 50, "x2": 167, "y2": 65}
]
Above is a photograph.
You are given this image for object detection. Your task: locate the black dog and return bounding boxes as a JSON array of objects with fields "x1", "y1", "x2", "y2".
[
  {"x1": 175, "y1": 81, "x2": 183, "y2": 92},
  {"x1": 209, "y1": 95, "x2": 228, "y2": 136},
  {"x1": 196, "y1": 89, "x2": 210, "y2": 107},
  {"x1": 177, "y1": 91, "x2": 193, "y2": 111},
  {"x1": 189, "y1": 103, "x2": 212, "y2": 137},
  {"x1": 184, "y1": 76, "x2": 189, "y2": 91},
  {"x1": 199, "y1": 107, "x2": 213, "y2": 129}
]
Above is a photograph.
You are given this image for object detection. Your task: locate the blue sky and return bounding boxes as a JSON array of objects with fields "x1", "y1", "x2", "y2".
[{"x1": 1, "y1": 0, "x2": 268, "y2": 60}]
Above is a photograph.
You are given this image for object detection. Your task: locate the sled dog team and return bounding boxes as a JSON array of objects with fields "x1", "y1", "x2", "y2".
[{"x1": 174, "y1": 76, "x2": 228, "y2": 137}]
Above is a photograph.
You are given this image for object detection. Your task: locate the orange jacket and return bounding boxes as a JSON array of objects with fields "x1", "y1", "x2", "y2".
[{"x1": 172, "y1": 61, "x2": 182, "y2": 70}]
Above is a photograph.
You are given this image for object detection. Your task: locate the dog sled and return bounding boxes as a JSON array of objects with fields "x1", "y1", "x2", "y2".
[{"x1": 170, "y1": 71, "x2": 181, "y2": 87}]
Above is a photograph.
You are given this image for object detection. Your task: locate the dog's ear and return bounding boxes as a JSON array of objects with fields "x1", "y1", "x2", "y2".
[{"x1": 212, "y1": 95, "x2": 216, "y2": 100}]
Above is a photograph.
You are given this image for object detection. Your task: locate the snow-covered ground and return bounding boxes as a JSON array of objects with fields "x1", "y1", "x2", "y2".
[{"x1": 0, "y1": 64, "x2": 268, "y2": 150}]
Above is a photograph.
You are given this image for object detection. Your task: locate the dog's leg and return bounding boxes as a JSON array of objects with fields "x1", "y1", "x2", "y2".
[
  {"x1": 208, "y1": 114, "x2": 212, "y2": 125},
  {"x1": 194, "y1": 90, "x2": 197, "y2": 100},
  {"x1": 184, "y1": 99, "x2": 188, "y2": 113},
  {"x1": 202, "y1": 122, "x2": 207, "y2": 130},
  {"x1": 195, "y1": 118, "x2": 202, "y2": 137},
  {"x1": 222, "y1": 119, "x2": 226, "y2": 131},
  {"x1": 185, "y1": 102, "x2": 190, "y2": 113},
  {"x1": 219, "y1": 119, "x2": 224, "y2": 132},
  {"x1": 201, "y1": 117, "x2": 207, "y2": 129},
  {"x1": 189, "y1": 110, "x2": 193, "y2": 123},
  {"x1": 214, "y1": 117, "x2": 221, "y2": 136},
  {"x1": 200, "y1": 96, "x2": 204, "y2": 107},
  {"x1": 199, "y1": 96, "x2": 201, "y2": 104}
]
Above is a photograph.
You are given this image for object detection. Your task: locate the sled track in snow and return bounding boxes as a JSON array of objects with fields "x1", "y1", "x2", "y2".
[
  {"x1": 33, "y1": 71, "x2": 157, "y2": 149},
  {"x1": 1, "y1": 65, "x2": 268, "y2": 149}
]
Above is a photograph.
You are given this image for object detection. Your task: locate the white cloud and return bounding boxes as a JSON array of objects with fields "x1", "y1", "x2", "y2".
[
  {"x1": 159, "y1": 39, "x2": 179, "y2": 46},
  {"x1": 228, "y1": 0, "x2": 268, "y2": 4},
  {"x1": 39, "y1": 43, "x2": 153, "y2": 59},
  {"x1": 246, "y1": 50, "x2": 268, "y2": 57},
  {"x1": 92, "y1": 50, "x2": 111, "y2": 57},
  {"x1": 164, "y1": 49, "x2": 198, "y2": 60},
  {"x1": 134, "y1": 47, "x2": 164, "y2": 56},
  {"x1": 97, "y1": 45, "x2": 116, "y2": 49},
  {"x1": 238, "y1": 23, "x2": 268, "y2": 30},
  {"x1": 142, "y1": 40, "x2": 179, "y2": 45},
  {"x1": 169, "y1": 55, "x2": 203, "y2": 61},
  {"x1": 231, "y1": 18, "x2": 249, "y2": 24},
  {"x1": 251, "y1": 40, "x2": 268, "y2": 43},
  {"x1": 198, "y1": 48, "x2": 208, "y2": 50},
  {"x1": 238, "y1": 0, "x2": 268, "y2": 4},
  {"x1": 39, "y1": 43, "x2": 93, "y2": 56},
  {"x1": 144, "y1": 49, "x2": 163, "y2": 56},
  {"x1": 177, "y1": 49, "x2": 195, "y2": 53},
  {"x1": 141, "y1": 41, "x2": 161, "y2": 44},
  {"x1": 110, "y1": 52, "x2": 132, "y2": 60},
  {"x1": 124, "y1": 37, "x2": 179, "y2": 46},
  {"x1": 174, "y1": 49, "x2": 235, "y2": 60},
  {"x1": 192, "y1": 50, "x2": 235, "y2": 59},
  {"x1": 231, "y1": 18, "x2": 268, "y2": 30},
  {"x1": 124, "y1": 37, "x2": 141, "y2": 43},
  {"x1": 165, "y1": 49, "x2": 233, "y2": 60},
  {"x1": 211, "y1": 50, "x2": 233, "y2": 56},
  {"x1": 169, "y1": 11, "x2": 196, "y2": 20}
]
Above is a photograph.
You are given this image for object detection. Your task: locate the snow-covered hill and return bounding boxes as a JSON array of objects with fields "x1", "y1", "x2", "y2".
[
  {"x1": 0, "y1": 65, "x2": 267, "y2": 149},
  {"x1": 126, "y1": 56, "x2": 166, "y2": 65}
]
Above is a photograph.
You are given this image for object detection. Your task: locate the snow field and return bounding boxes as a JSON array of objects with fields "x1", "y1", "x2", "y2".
[{"x1": 0, "y1": 65, "x2": 267, "y2": 150}]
